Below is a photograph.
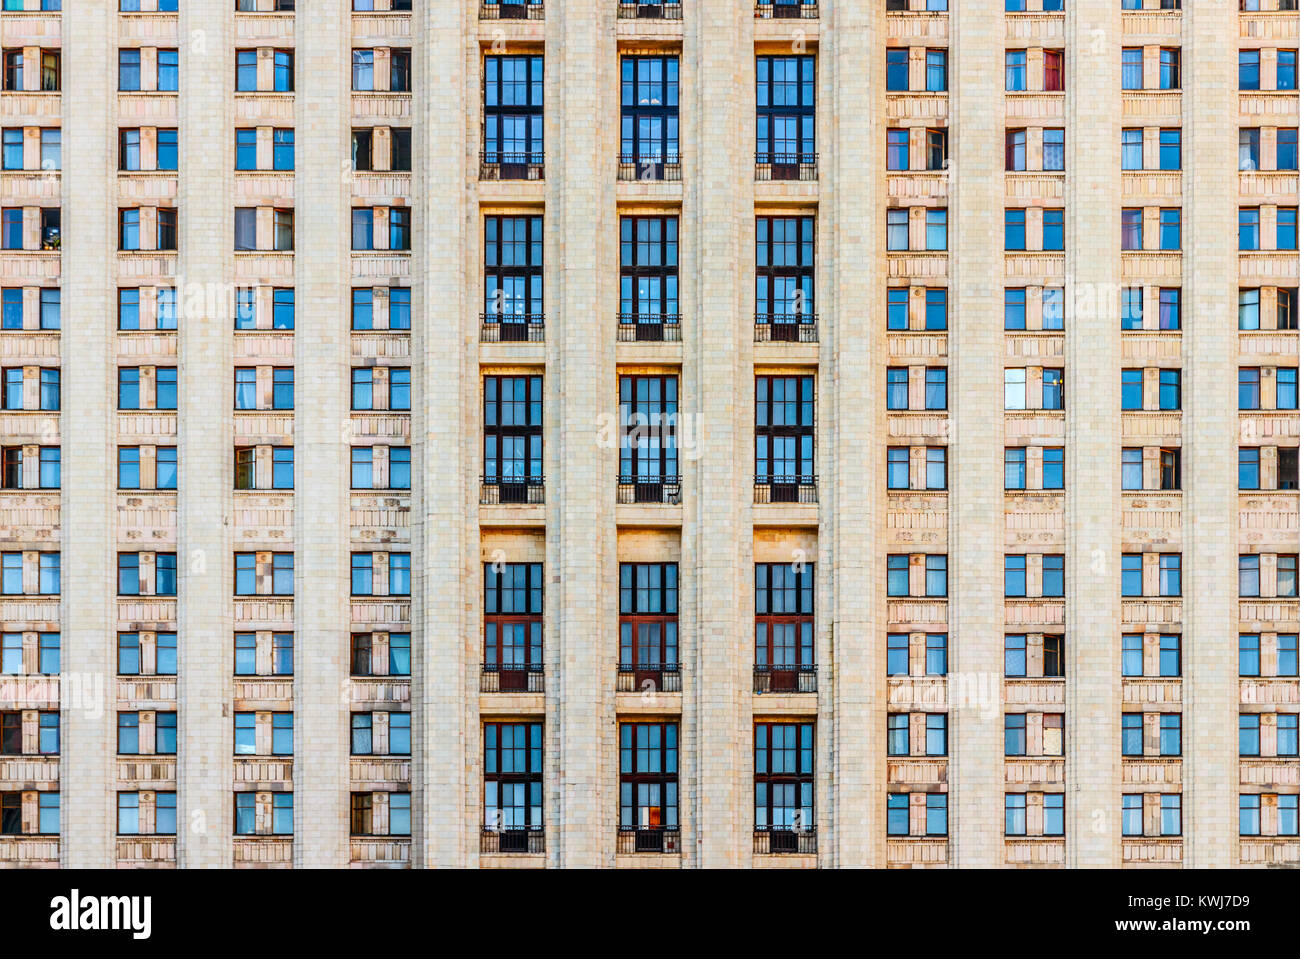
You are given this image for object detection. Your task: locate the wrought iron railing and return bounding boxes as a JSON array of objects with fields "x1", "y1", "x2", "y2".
[
  {"x1": 616, "y1": 313, "x2": 682, "y2": 342},
  {"x1": 617, "y1": 154, "x2": 682, "y2": 181},
  {"x1": 617, "y1": 826, "x2": 680, "y2": 854},
  {"x1": 617, "y1": 475, "x2": 682, "y2": 505},
  {"x1": 480, "y1": 826, "x2": 545, "y2": 854},
  {"x1": 480, "y1": 313, "x2": 545, "y2": 342},
  {"x1": 754, "y1": 152, "x2": 818, "y2": 181},
  {"x1": 754, "y1": 313, "x2": 818, "y2": 343},
  {"x1": 479, "y1": 0, "x2": 545, "y2": 19},
  {"x1": 480, "y1": 476, "x2": 545, "y2": 505},
  {"x1": 616, "y1": 663, "x2": 682, "y2": 693},
  {"x1": 480, "y1": 663, "x2": 545, "y2": 693},
  {"x1": 617, "y1": 2, "x2": 683, "y2": 19},
  {"x1": 480, "y1": 150, "x2": 545, "y2": 181},
  {"x1": 754, "y1": 1, "x2": 818, "y2": 18},
  {"x1": 753, "y1": 826, "x2": 818, "y2": 854},
  {"x1": 754, "y1": 474, "x2": 818, "y2": 504},
  {"x1": 753, "y1": 664, "x2": 818, "y2": 694}
]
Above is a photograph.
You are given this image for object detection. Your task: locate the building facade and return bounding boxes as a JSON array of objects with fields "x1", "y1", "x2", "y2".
[{"x1": 0, "y1": 0, "x2": 1296, "y2": 868}]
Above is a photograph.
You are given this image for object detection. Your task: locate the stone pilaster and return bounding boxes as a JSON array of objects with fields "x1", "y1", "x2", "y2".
[
  {"x1": 545, "y1": 0, "x2": 617, "y2": 867},
  {"x1": 949, "y1": 0, "x2": 1005, "y2": 868},
  {"x1": 825, "y1": 0, "x2": 886, "y2": 868},
  {"x1": 59, "y1": 0, "x2": 116, "y2": 870},
  {"x1": 1182, "y1": 0, "x2": 1239, "y2": 869},
  {"x1": 176, "y1": 0, "x2": 235, "y2": 869},
  {"x1": 292, "y1": 0, "x2": 351, "y2": 868},
  {"x1": 682, "y1": 0, "x2": 753, "y2": 869},
  {"x1": 412, "y1": 0, "x2": 472, "y2": 870},
  {"x1": 1065, "y1": 0, "x2": 1121, "y2": 868}
]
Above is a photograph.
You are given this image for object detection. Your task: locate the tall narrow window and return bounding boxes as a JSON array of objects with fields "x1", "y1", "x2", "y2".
[
  {"x1": 618, "y1": 375, "x2": 679, "y2": 503},
  {"x1": 619, "y1": 216, "x2": 679, "y2": 340},
  {"x1": 483, "y1": 55, "x2": 543, "y2": 177},
  {"x1": 1042, "y1": 128, "x2": 1064, "y2": 171},
  {"x1": 755, "y1": 216, "x2": 815, "y2": 339},
  {"x1": 620, "y1": 56, "x2": 678, "y2": 179},
  {"x1": 755, "y1": 375, "x2": 815, "y2": 502},
  {"x1": 483, "y1": 722, "x2": 543, "y2": 852},
  {"x1": 1240, "y1": 49, "x2": 1261, "y2": 91},
  {"x1": 925, "y1": 50, "x2": 947, "y2": 92},
  {"x1": 887, "y1": 128, "x2": 909, "y2": 171},
  {"x1": 619, "y1": 563, "x2": 678, "y2": 693},
  {"x1": 483, "y1": 375, "x2": 543, "y2": 503},
  {"x1": 756, "y1": 56, "x2": 816, "y2": 178},
  {"x1": 1121, "y1": 128, "x2": 1144, "y2": 170},
  {"x1": 1006, "y1": 50, "x2": 1027, "y2": 91},
  {"x1": 755, "y1": 562, "x2": 814, "y2": 693},
  {"x1": 1006, "y1": 129, "x2": 1028, "y2": 171},
  {"x1": 1159, "y1": 48, "x2": 1179, "y2": 90},
  {"x1": 483, "y1": 215, "x2": 543, "y2": 339},
  {"x1": 1044, "y1": 49, "x2": 1064, "y2": 91},
  {"x1": 619, "y1": 722, "x2": 679, "y2": 852},
  {"x1": 754, "y1": 722, "x2": 815, "y2": 852},
  {"x1": 483, "y1": 563, "x2": 543, "y2": 692}
]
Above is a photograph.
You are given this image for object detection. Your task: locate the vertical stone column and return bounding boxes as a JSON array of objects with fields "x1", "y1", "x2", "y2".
[
  {"x1": 682, "y1": 0, "x2": 752, "y2": 869},
  {"x1": 825, "y1": 0, "x2": 886, "y2": 867},
  {"x1": 949, "y1": 0, "x2": 1005, "y2": 868},
  {"x1": 1065, "y1": 0, "x2": 1121, "y2": 868},
  {"x1": 176, "y1": 0, "x2": 235, "y2": 868},
  {"x1": 545, "y1": 0, "x2": 616, "y2": 867},
  {"x1": 412, "y1": 0, "x2": 471, "y2": 870},
  {"x1": 59, "y1": 0, "x2": 115, "y2": 869},
  {"x1": 293, "y1": 0, "x2": 351, "y2": 867},
  {"x1": 1182, "y1": 0, "x2": 1238, "y2": 869}
]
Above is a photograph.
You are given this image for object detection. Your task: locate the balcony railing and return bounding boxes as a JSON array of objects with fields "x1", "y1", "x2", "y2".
[
  {"x1": 617, "y1": 2, "x2": 684, "y2": 18},
  {"x1": 480, "y1": 663, "x2": 545, "y2": 693},
  {"x1": 754, "y1": 314, "x2": 818, "y2": 343},
  {"x1": 480, "y1": 827, "x2": 545, "y2": 854},
  {"x1": 616, "y1": 663, "x2": 682, "y2": 693},
  {"x1": 753, "y1": 664, "x2": 818, "y2": 694},
  {"x1": 617, "y1": 826, "x2": 681, "y2": 854},
  {"x1": 753, "y1": 827, "x2": 817, "y2": 854},
  {"x1": 754, "y1": 475, "x2": 818, "y2": 504},
  {"x1": 754, "y1": 152, "x2": 818, "y2": 181},
  {"x1": 480, "y1": 313, "x2": 545, "y2": 342},
  {"x1": 617, "y1": 475, "x2": 682, "y2": 505},
  {"x1": 480, "y1": 151, "x2": 545, "y2": 181},
  {"x1": 480, "y1": 476, "x2": 545, "y2": 505},
  {"x1": 754, "y1": 0, "x2": 818, "y2": 17},
  {"x1": 617, "y1": 313, "x2": 682, "y2": 342},
  {"x1": 479, "y1": 0, "x2": 545, "y2": 19},
  {"x1": 617, "y1": 154, "x2": 682, "y2": 182}
]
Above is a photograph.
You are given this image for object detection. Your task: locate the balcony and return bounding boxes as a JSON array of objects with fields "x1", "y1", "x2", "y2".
[
  {"x1": 753, "y1": 827, "x2": 817, "y2": 854},
  {"x1": 754, "y1": 475, "x2": 818, "y2": 504},
  {"x1": 617, "y1": 154, "x2": 682, "y2": 181},
  {"x1": 480, "y1": 663, "x2": 545, "y2": 693},
  {"x1": 480, "y1": 476, "x2": 545, "y2": 505},
  {"x1": 618, "y1": 2, "x2": 684, "y2": 18},
  {"x1": 480, "y1": 151, "x2": 544, "y2": 181},
  {"x1": 617, "y1": 826, "x2": 680, "y2": 854},
  {"x1": 755, "y1": 152, "x2": 818, "y2": 181},
  {"x1": 753, "y1": 664, "x2": 818, "y2": 694},
  {"x1": 617, "y1": 313, "x2": 681, "y2": 342},
  {"x1": 616, "y1": 663, "x2": 681, "y2": 693},
  {"x1": 479, "y1": 0, "x2": 545, "y2": 18},
  {"x1": 480, "y1": 313, "x2": 544, "y2": 343},
  {"x1": 754, "y1": 0, "x2": 818, "y2": 17},
  {"x1": 480, "y1": 826, "x2": 545, "y2": 854},
  {"x1": 617, "y1": 475, "x2": 681, "y2": 505},
  {"x1": 754, "y1": 314, "x2": 818, "y2": 343}
]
